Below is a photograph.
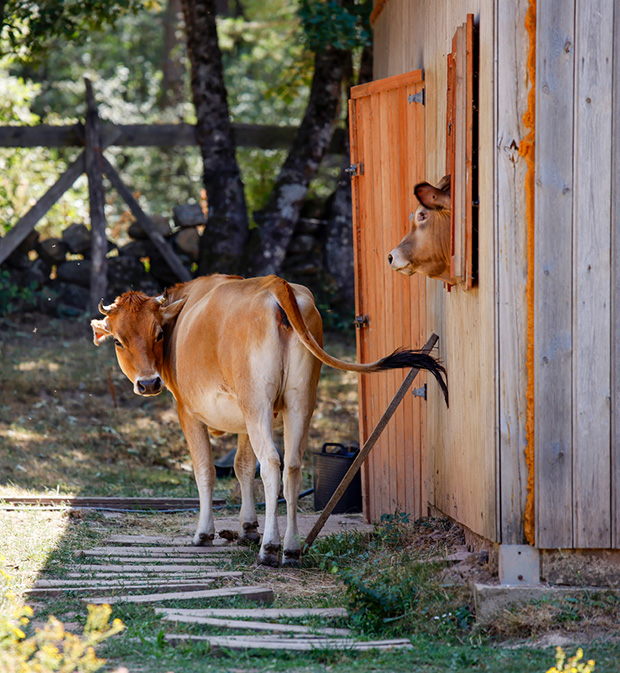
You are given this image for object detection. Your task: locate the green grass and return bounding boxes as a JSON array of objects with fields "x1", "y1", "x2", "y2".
[{"x1": 2, "y1": 315, "x2": 620, "y2": 671}]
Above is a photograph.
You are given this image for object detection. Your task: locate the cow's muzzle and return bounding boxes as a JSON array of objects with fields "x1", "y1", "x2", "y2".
[
  {"x1": 388, "y1": 248, "x2": 415, "y2": 275},
  {"x1": 135, "y1": 376, "x2": 163, "y2": 396}
]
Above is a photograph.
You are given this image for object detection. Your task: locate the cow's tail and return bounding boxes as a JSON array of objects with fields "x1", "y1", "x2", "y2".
[{"x1": 269, "y1": 276, "x2": 449, "y2": 407}]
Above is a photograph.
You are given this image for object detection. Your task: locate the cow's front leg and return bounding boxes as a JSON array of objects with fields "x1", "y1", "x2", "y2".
[
  {"x1": 177, "y1": 404, "x2": 216, "y2": 546},
  {"x1": 246, "y1": 417, "x2": 282, "y2": 566},
  {"x1": 234, "y1": 433, "x2": 260, "y2": 545}
]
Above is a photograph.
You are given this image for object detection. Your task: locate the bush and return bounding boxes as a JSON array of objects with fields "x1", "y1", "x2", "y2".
[
  {"x1": 547, "y1": 647, "x2": 595, "y2": 673},
  {"x1": 0, "y1": 269, "x2": 38, "y2": 316},
  {"x1": 0, "y1": 599, "x2": 124, "y2": 673}
]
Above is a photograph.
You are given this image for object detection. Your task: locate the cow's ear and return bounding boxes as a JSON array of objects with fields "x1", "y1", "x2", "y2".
[
  {"x1": 414, "y1": 181, "x2": 451, "y2": 210},
  {"x1": 436, "y1": 175, "x2": 451, "y2": 192},
  {"x1": 91, "y1": 318, "x2": 112, "y2": 346},
  {"x1": 160, "y1": 297, "x2": 187, "y2": 325}
]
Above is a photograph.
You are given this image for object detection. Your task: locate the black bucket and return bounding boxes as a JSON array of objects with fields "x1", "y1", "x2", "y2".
[{"x1": 312, "y1": 443, "x2": 363, "y2": 514}]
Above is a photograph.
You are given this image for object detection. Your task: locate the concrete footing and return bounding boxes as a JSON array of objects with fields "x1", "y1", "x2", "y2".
[{"x1": 472, "y1": 583, "x2": 616, "y2": 621}]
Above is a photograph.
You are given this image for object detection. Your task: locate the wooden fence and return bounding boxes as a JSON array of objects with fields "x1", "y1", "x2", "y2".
[{"x1": 0, "y1": 78, "x2": 345, "y2": 312}]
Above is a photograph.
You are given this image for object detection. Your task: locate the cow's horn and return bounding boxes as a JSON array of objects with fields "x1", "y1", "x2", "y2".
[
  {"x1": 155, "y1": 289, "x2": 168, "y2": 305},
  {"x1": 98, "y1": 300, "x2": 113, "y2": 316}
]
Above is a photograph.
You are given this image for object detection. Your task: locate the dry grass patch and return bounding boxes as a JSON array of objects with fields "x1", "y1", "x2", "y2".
[{"x1": 482, "y1": 591, "x2": 620, "y2": 643}]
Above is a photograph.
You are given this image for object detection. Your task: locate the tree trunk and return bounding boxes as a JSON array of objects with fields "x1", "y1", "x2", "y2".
[
  {"x1": 159, "y1": 0, "x2": 185, "y2": 110},
  {"x1": 180, "y1": 0, "x2": 249, "y2": 275},
  {"x1": 251, "y1": 44, "x2": 349, "y2": 277},
  {"x1": 324, "y1": 44, "x2": 373, "y2": 310}
]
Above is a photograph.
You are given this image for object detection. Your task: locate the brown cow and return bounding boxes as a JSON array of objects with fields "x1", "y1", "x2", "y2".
[
  {"x1": 91, "y1": 274, "x2": 448, "y2": 566},
  {"x1": 388, "y1": 176, "x2": 455, "y2": 283}
]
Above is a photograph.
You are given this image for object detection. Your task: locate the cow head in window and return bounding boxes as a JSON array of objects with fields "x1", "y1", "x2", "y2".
[{"x1": 388, "y1": 175, "x2": 455, "y2": 284}]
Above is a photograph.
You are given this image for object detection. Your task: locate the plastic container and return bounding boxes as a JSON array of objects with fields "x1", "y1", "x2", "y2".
[{"x1": 312, "y1": 442, "x2": 363, "y2": 514}]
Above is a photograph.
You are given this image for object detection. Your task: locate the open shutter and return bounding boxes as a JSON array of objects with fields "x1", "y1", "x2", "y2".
[
  {"x1": 349, "y1": 70, "x2": 428, "y2": 522},
  {"x1": 446, "y1": 14, "x2": 476, "y2": 290}
]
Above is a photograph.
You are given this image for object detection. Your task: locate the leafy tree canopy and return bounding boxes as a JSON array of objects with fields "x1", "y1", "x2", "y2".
[
  {"x1": 298, "y1": 0, "x2": 371, "y2": 52},
  {"x1": 1, "y1": 0, "x2": 156, "y2": 59}
]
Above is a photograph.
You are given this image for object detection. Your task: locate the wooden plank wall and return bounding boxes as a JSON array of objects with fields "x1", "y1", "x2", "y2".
[
  {"x1": 535, "y1": 0, "x2": 617, "y2": 549},
  {"x1": 495, "y1": 1, "x2": 530, "y2": 544},
  {"x1": 613, "y1": 0, "x2": 620, "y2": 549},
  {"x1": 350, "y1": 73, "x2": 427, "y2": 522},
  {"x1": 373, "y1": 0, "x2": 497, "y2": 541}
]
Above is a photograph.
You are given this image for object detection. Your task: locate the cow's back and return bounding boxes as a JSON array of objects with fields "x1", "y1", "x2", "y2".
[{"x1": 162, "y1": 275, "x2": 322, "y2": 432}]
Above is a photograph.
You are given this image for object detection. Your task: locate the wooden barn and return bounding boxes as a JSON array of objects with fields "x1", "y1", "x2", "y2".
[{"x1": 351, "y1": 0, "x2": 620, "y2": 581}]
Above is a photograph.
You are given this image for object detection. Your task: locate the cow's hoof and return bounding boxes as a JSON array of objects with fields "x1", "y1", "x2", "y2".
[
  {"x1": 257, "y1": 544, "x2": 281, "y2": 567},
  {"x1": 219, "y1": 529, "x2": 238, "y2": 542},
  {"x1": 282, "y1": 550, "x2": 302, "y2": 568},
  {"x1": 238, "y1": 522, "x2": 261, "y2": 546},
  {"x1": 192, "y1": 532, "x2": 214, "y2": 547}
]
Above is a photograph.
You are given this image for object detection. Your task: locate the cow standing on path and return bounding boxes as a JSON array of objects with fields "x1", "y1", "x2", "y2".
[{"x1": 91, "y1": 274, "x2": 448, "y2": 566}]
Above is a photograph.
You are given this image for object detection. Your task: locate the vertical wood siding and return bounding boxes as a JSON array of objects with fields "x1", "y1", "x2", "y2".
[
  {"x1": 536, "y1": 0, "x2": 617, "y2": 549},
  {"x1": 613, "y1": 0, "x2": 620, "y2": 549},
  {"x1": 373, "y1": 0, "x2": 497, "y2": 541},
  {"x1": 350, "y1": 72, "x2": 427, "y2": 522},
  {"x1": 496, "y1": 0, "x2": 530, "y2": 545},
  {"x1": 367, "y1": 0, "x2": 620, "y2": 549}
]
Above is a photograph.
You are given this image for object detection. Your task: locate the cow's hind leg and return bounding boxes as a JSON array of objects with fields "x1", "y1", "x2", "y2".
[
  {"x1": 234, "y1": 433, "x2": 260, "y2": 545},
  {"x1": 281, "y1": 390, "x2": 316, "y2": 567},
  {"x1": 245, "y1": 414, "x2": 282, "y2": 566},
  {"x1": 177, "y1": 404, "x2": 216, "y2": 546}
]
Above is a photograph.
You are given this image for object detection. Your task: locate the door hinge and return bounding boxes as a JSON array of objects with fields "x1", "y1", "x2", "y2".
[
  {"x1": 412, "y1": 384, "x2": 427, "y2": 400},
  {"x1": 407, "y1": 89, "x2": 425, "y2": 105},
  {"x1": 345, "y1": 162, "x2": 364, "y2": 177},
  {"x1": 353, "y1": 314, "x2": 369, "y2": 329}
]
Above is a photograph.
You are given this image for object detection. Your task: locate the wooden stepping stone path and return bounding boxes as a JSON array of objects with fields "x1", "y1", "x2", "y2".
[{"x1": 37, "y1": 532, "x2": 412, "y2": 653}]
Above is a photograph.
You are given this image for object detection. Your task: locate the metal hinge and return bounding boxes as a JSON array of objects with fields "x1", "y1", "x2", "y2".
[
  {"x1": 412, "y1": 384, "x2": 427, "y2": 400},
  {"x1": 353, "y1": 314, "x2": 369, "y2": 329},
  {"x1": 345, "y1": 162, "x2": 364, "y2": 177},
  {"x1": 407, "y1": 89, "x2": 425, "y2": 105}
]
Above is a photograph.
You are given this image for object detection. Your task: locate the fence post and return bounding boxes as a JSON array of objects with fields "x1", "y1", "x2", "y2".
[{"x1": 85, "y1": 78, "x2": 108, "y2": 313}]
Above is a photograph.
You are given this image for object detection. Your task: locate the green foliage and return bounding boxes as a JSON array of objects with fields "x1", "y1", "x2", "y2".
[
  {"x1": 1, "y1": 0, "x2": 156, "y2": 60},
  {"x1": 304, "y1": 530, "x2": 370, "y2": 572},
  {"x1": 0, "y1": 270, "x2": 38, "y2": 315},
  {"x1": 299, "y1": 0, "x2": 372, "y2": 52},
  {"x1": 340, "y1": 563, "x2": 426, "y2": 634}
]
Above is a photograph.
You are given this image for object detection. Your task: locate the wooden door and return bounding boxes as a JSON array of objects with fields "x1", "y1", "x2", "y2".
[{"x1": 349, "y1": 70, "x2": 428, "y2": 522}]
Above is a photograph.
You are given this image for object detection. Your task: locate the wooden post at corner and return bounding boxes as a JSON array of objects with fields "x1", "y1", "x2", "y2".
[{"x1": 85, "y1": 78, "x2": 108, "y2": 313}]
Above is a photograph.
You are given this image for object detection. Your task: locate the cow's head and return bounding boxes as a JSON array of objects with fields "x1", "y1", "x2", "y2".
[
  {"x1": 91, "y1": 290, "x2": 186, "y2": 396},
  {"x1": 388, "y1": 175, "x2": 454, "y2": 283}
]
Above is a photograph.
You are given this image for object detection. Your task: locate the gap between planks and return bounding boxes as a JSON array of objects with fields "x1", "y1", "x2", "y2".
[{"x1": 86, "y1": 584, "x2": 274, "y2": 606}]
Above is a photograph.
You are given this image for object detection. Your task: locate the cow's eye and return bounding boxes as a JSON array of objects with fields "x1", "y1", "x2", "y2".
[
  {"x1": 114, "y1": 339, "x2": 123, "y2": 348},
  {"x1": 417, "y1": 211, "x2": 427, "y2": 222},
  {"x1": 156, "y1": 331, "x2": 164, "y2": 342}
]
